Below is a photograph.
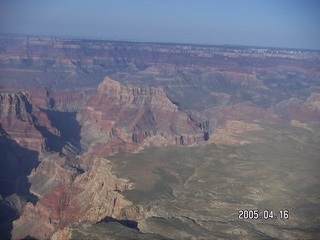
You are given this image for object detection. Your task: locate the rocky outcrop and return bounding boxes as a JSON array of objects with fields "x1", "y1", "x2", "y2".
[
  {"x1": 208, "y1": 120, "x2": 263, "y2": 145},
  {"x1": 28, "y1": 87, "x2": 90, "y2": 112},
  {"x1": 0, "y1": 90, "x2": 57, "y2": 151},
  {"x1": 78, "y1": 77, "x2": 205, "y2": 147},
  {"x1": 0, "y1": 90, "x2": 67, "y2": 238},
  {"x1": 10, "y1": 77, "x2": 209, "y2": 239},
  {"x1": 27, "y1": 153, "x2": 79, "y2": 198},
  {"x1": 12, "y1": 155, "x2": 134, "y2": 239}
]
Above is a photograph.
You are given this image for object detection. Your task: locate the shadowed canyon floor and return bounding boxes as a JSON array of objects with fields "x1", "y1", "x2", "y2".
[{"x1": 0, "y1": 34, "x2": 320, "y2": 239}]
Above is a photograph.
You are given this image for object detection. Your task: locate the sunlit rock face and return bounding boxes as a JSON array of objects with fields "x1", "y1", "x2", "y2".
[
  {"x1": 11, "y1": 155, "x2": 135, "y2": 240},
  {"x1": 7, "y1": 76, "x2": 207, "y2": 239},
  {"x1": 78, "y1": 77, "x2": 205, "y2": 147},
  {"x1": 0, "y1": 90, "x2": 59, "y2": 151}
]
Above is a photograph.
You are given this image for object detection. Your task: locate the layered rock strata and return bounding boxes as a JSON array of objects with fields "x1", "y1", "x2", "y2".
[
  {"x1": 78, "y1": 77, "x2": 205, "y2": 147},
  {"x1": 11, "y1": 155, "x2": 134, "y2": 239},
  {"x1": 0, "y1": 90, "x2": 59, "y2": 151},
  {"x1": 28, "y1": 87, "x2": 90, "y2": 112}
]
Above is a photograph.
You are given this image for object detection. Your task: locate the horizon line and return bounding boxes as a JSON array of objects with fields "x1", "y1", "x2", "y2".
[{"x1": 1, "y1": 32, "x2": 320, "y2": 52}]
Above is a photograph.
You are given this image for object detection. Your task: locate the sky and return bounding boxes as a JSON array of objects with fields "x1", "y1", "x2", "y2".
[{"x1": 0, "y1": 0, "x2": 319, "y2": 50}]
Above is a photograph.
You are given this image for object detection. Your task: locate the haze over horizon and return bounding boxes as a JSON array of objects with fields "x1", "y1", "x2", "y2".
[{"x1": 0, "y1": 0, "x2": 320, "y2": 50}]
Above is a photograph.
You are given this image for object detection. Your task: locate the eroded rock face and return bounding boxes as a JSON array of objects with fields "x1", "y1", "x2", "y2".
[
  {"x1": 9, "y1": 77, "x2": 211, "y2": 239},
  {"x1": 0, "y1": 89, "x2": 86, "y2": 239},
  {"x1": 78, "y1": 77, "x2": 205, "y2": 147},
  {"x1": 12, "y1": 155, "x2": 134, "y2": 240},
  {"x1": 0, "y1": 91, "x2": 45, "y2": 238},
  {"x1": 0, "y1": 90, "x2": 58, "y2": 151},
  {"x1": 28, "y1": 87, "x2": 89, "y2": 112}
]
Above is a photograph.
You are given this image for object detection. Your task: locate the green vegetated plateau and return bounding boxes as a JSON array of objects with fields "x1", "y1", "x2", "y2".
[{"x1": 108, "y1": 121, "x2": 320, "y2": 239}]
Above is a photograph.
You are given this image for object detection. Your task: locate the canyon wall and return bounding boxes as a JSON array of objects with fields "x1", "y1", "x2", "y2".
[
  {"x1": 1, "y1": 35, "x2": 319, "y2": 109},
  {"x1": 11, "y1": 155, "x2": 135, "y2": 239},
  {"x1": 78, "y1": 77, "x2": 205, "y2": 147},
  {"x1": 0, "y1": 90, "x2": 59, "y2": 151},
  {"x1": 0, "y1": 34, "x2": 319, "y2": 239},
  {"x1": 5, "y1": 76, "x2": 206, "y2": 239}
]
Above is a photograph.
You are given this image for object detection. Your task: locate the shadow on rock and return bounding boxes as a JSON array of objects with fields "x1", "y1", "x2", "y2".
[
  {"x1": 0, "y1": 131, "x2": 40, "y2": 239},
  {"x1": 98, "y1": 216, "x2": 138, "y2": 229}
]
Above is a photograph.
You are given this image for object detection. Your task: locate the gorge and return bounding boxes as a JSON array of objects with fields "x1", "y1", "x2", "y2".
[{"x1": 0, "y1": 34, "x2": 319, "y2": 239}]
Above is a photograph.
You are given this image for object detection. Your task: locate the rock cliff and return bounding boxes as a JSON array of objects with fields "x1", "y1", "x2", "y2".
[
  {"x1": 0, "y1": 90, "x2": 59, "y2": 151},
  {"x1": 8, "y1": 77, "x2": 208, "y2": 239},
  {"x1": 0, "y1": 90, "x2": 56, "y2": 238},
  {"x1": 28, "y1": 87, "x2": 90, "y2": 112},
  {"x1": 11, "y1": 155, "x2": 135, "y2": 239},
  {"x1": 1, "y1": 34, "x2": 319, "y2": 113},
  {"x1": 78, "y1": 77, "x2": 205, "y2": 147}
]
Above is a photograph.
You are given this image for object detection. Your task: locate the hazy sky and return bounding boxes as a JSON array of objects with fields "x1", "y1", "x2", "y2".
[{"x1": 0, "y1": 0, "x2": 319, "y2": 49}]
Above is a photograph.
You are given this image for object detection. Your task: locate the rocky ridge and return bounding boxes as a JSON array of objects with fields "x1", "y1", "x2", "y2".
[
  {"x1": 3, "y1": 74, "x2": 319, "y2": 239},
  {"x1": 28, "y1": 87, "x2": 90, "y2": 112},
  {"x1": 8, "y1": 77, "x2": 208, "y2": 239},
  {"x1": 12, "y1": 154, "x2": 135, "y2": 239},
  {"x1": 78, "y1": 77, "x2": 206, "y2": 147},
  {"x1": 0, "y1": 90, "x2": 59, "y2": 151}
]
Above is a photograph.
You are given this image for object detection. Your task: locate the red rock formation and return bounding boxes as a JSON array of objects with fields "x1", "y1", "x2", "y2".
[
  {"x1": 0, "y1": 90, "x2": 45, "y2": 151},
  {"x1": 28, "y1": 153, "x2": 78, "y2": 198},
  {"x1": 9, "y1": 77, "x2": 210, "y2": 239},
  {"x1": 78, "y1": 77, "x2": 204, "y2": 147},
  {"x1": 28, "y1": 87, "x2": 90, "y2": 112},
  {"x1": 12, "y1": 154, "x2": 135, "y2": 239},
  {"x1": 27, "y1": 87, "x2": 52, "y2": 109},
  {"x1": 0, "y1": 89, "x2": 64, "y2": 239}
]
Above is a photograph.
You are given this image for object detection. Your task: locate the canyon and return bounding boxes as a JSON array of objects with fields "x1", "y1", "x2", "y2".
[{"x1": 0, "y1": 34, "x2": 319, "y2": 239}]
